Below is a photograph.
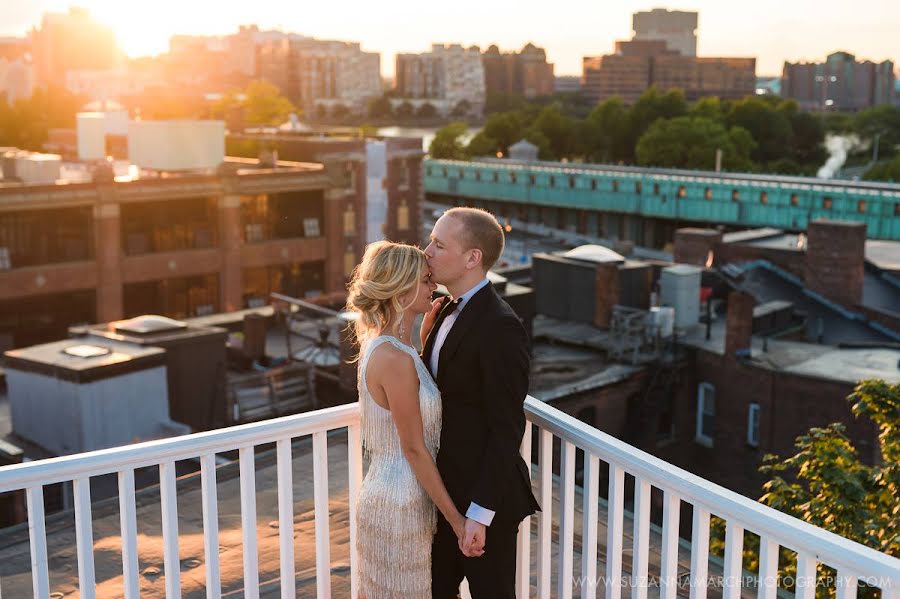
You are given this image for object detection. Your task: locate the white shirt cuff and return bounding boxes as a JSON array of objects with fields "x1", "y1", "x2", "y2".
[{"x1": 466, "y1": 502, "x2": 496, "y2": 527}]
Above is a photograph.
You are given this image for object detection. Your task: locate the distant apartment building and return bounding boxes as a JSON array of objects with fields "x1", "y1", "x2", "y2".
[
  {"x1": 0, "y1": 57, "x2": 34, "y2": 103},
  {"x1": 256, "y1": 38, "x2": 381, "y2": 116},
  {"x1": 394, "y1": 44, "x2": 485, "y2": 116},
  {"x1": 582, "y1": 37, "x2": 755, "y2": 104},
  {"x1": 64, "y1": 67, "x2": 157, "y2": 101},
  {"x1": 481, "y1": 43, "x2": 555, "y2": 99},
  {"x1": 0, "y1": 151, "x2": 352, "y2": 352},
  {"x1": 0, "y1": 37, "x2": 28, "y2": 61},
  {"x1": 28, "y1": 8, "x2": 120, "y2": 88},
  {"x1": 554, "y1": 75, "x2": 581, "y2": 93},
  {"x1": 782, "y1": 52, "x2": 895, "y2": 111},
  {"x1": 632, "y1": 8, "x2": 698, "y2": 57}
]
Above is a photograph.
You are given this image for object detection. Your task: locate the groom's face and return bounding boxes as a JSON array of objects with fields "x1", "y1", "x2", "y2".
[{"x1": 424, "y1": 214, "x2": 468, "y2": 286}]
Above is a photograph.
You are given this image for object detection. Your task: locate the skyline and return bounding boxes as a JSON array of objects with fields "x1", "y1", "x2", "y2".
[{"x1": 1, "y1": 1, "x2": 899, "y2": 77}]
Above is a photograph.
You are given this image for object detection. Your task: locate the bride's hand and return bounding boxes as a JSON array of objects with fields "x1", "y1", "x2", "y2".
[
  {"x1": 450, "y1": 512, "x2": 466, "y2": 542},
  {"x1": 420, "y1": 297, "x2": 443, "y2": 346}
]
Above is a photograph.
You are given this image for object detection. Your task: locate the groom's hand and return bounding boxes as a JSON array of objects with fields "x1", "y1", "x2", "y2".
[
  {"x1": 459, "y1": 518, "x2": 486, "y2": 558},
  {"x1": 420, "y1": 298, "x2": 443, "y2": 347}
]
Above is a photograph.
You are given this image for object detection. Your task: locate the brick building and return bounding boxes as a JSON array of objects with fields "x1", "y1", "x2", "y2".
[{"x1": 482, "y1": 43, "x2": 555, "y2": 99}]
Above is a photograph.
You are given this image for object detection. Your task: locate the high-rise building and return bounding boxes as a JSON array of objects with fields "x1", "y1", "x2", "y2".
[
  {"x1": 482, "y1": 43, "x2": 555, "y2": 99},
  {"x1": 782, "y1": 52, "x2": 895, "y2": 111},
  {"x1": 394, "y1": 44, "x2": 485, "y2": 116},
  {"x1": 256, "y1": 38, "x2": 381, "y2": 116},
  {"x1": 0, "y1": 58, "x2": 34, "y2": 103},
  {"x1": 28, "y1": 8, "x2": 120, "y2": 88},
  {"x1": 582, "y1": 13, "x2": 754, "y2": 104},
  {"x1": 632, "y1": 8, "x2": 698, "y2": 57},
  {"x1": 0, "y1": 37, "x2": 28, "y2": 61}
]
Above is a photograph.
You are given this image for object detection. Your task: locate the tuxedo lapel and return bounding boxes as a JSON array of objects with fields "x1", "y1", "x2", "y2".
[
  {"x1": 436, "y1": 283, "x2": 493, "y2": 385},
  {"x1": 422, "y1": 295, "x2": 455, "y2": 368}
]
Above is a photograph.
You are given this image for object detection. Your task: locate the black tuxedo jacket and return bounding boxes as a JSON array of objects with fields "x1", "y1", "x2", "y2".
[{"x1": 423, "y1": 282, "x2": 541, "y2": 527}]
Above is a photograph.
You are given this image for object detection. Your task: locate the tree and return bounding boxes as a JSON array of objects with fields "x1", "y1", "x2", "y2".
[
  {"x1": 725, "y1": 97, "x2": 793, "y2": 163},
  {"x1": 481, "y1": 111, "x2": 526, "y2": 156},
  {"x1": 624, "y1": 87, "x2": 689, "y2": 162},
  {"x1": 531, "y1": 105, "x2": 575, "y2": 160},
  {"x1": 367, "y1": 95, "x2": 392, "y2": 118},
  {"x1": 581, "y1": 97, "x2": 629, "y2": 162},
  {"x1": 465, "y1": 132, "x2": 500, "y2": 158},
  {"x1": 416, "y1": 102, "x2": 438, "y2": 118},
  {"x1": 396, "y1": 101, "x2": 414, "y2": 118},
  {"x1": 521, "y1": 127, "x2": 554, "y2": 160},
  {"x1": 689, "y1": 96, "x2": 726, "y2": 122},
  {"x1": 854, "y1": 105, "x2": 900, "y2": 159},
  {"x1": 243, "y1": 80, "x2": 296, "y2": 126},
  {"x1": 429, "y1": 122, "x2": 469, "y2": 160},
  {"x1": 863, "y1": 156, "x2": 900, "y2": 182},
  {"x1": 0, "y1": 86, "x2": 87, "y2": 150},
  {"x1": 785, "y1": 106, "x2": 826, "y2": 164},
  {"x1": 485, "y1": 93, "x2": 527, "y2": 114},
  {"x1": 635, "y1": 116, "x2": 755, "y2": 171}
]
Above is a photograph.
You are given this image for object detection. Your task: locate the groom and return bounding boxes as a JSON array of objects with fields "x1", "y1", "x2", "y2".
[{"x1": 420, "y1": 207, "x2": 540, "y2": 599}]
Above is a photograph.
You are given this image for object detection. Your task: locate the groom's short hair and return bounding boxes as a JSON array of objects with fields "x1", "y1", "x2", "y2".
[{"x1": 445, "y1": 207, "x2": 505, "y2": 270}]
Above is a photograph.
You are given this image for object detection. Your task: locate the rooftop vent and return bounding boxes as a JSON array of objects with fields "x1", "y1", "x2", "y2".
[{"x1": 114, "y1": 315, "x2": 187, "y2": 335}]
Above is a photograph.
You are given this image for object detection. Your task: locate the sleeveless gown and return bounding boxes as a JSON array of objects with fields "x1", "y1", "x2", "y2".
[{"x1": 356, "y1": 335, "x2": 442, "y2": 598}]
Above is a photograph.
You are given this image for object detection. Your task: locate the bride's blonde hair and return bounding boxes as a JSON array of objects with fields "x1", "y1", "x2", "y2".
[{"x1": 346, "y1": 240, "x2": 427, "y2": 345}]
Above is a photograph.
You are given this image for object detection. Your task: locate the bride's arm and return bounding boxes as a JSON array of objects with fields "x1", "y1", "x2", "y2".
[{"x1": 374, "y1": 348, "x2": 475, "y2": 550}]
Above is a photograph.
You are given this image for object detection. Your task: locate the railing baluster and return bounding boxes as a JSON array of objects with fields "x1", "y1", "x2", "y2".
[
  {"x1": 348, "y1": 425, "x2": 363, "y2": 599},
  {"x1": 795, "y1": 552, "x2": 817, "y2": 599},
  {"x1": 516, "y1": 420, "x2": 533, "y2": 599},
  {"x1": 660, "y1": 491, "x2": 680, "y2": 599},
  {"x1": 757, "y1": 537, "x2": 779, "y2": 599},
  {"x1": 723, "y1": 520, "x2": 744, "y2": 599},
  {"x1": 836, "y1": 571, "x2": 859, "y2": 599},
  {"x1": 159, "y1": 461, "x2": 181, "y2": 599},
  {"x1": 537, "y1": 428, "x2": 553, "y2": 599},
  {"x1": 558, "y1": 441, "x2": 576, "y2": 599},
  {"x1": 26, "y1": 486, "x2": 50, "y2": 599},
  {"x1": 118, "y1": 469, "x2": 140, "y2": 599},
  {"x1": 73, "y1": 477, "x2": 97, "y2": 599},
  {"x1": 689, "y1": 506, "x2": 710, "y2": 599},
  {"x1": 580, "y1": 452, "x2": 600, "y2": 599},
  {"x1": 631, "y1": 477, "x2": 651, "y2": 599},
  {"x1": 276, "y1": 440, "x2": 296, "y2": 599},
  {"x1": 239, "y1": 446, "x2": 260, "y2": 599},
  {"x1": 200, "y1": 453, "x2": 222, "y2": 598},
  {"x1": 606, "y1": 464, "x2": 625, "y2": 599},
  {"x1": 313, "y1": 431, "x2": 332, "y2": 599}
]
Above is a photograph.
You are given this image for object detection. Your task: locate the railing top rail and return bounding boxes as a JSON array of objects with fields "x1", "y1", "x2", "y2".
[
  {"x1": 524, "y1": 397, "x2": 900, "y2": 583},
  {"x1": 0, "y1": 403, "x2": 359, "y2": 493}
]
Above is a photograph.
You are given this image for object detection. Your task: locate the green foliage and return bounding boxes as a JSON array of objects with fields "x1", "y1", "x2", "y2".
[
  {"x1": 624, "y1": 87, "x2": 688, "y2": 162},
  {"x1": 635, "y1": 116, "x2": 755, "y2": 171},
  {"x1": 854, "y1": 105, "x2": 900, "y2": 158},
  {"x1": 367, "y1": 95, "x2": 393, "y2": 119},
  {"x1": 0, "y1": 86, "x2": 87, "y2": 150},
  {"x1": 429, "y1": 122, "x2": 469, "y2": 160},
  {"x1": 416, "y1": 103, "x2": 438, "y2": 118},
  {"x1": 485, "y1": 93, "x2": 528, "y2": 115},
  {"x1": 725, "y1": 98, "x2": 794, "y2": 163},
  {"x1": 580, "y1": 96, "x2": 629, "y2": 162},
  {"x1": 709, "y1": 380, "x2": 899, "y2": 599},
  {"x1": 211, "y1": 80, "x2": 297, "y2": 127},
  {"x1": 465, "y1": 132, "x2": 500, "y2": 158},
  {"x1": 863, "y1": 156, "x2": 900, "y2": 182},
  {"x1": 395, "y1": 101, "x2": 414, "y2": 118},
  {"x1": 531, "y1": 105, "x2": 574, "y2": 159}
]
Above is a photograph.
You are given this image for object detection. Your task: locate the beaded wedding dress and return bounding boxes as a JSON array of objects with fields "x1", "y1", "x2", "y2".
[{"x1": 356, "y1": 335, "x2": 442, "y2": 598}]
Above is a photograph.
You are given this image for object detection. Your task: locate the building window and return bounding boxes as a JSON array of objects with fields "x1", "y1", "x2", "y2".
[
  {"x1": 569, "y1": 176, "x2": 576, "y2": 189},
  {"x1": 549, "y1": 176, "x2": 555, "y2": 187},
  {"x1": 123, "y1": 197, "x2": 218, "y2": 255},
  {"x1": 612, "y1": 180, "x2": 620, "y2": 192},
  {"x1": 493, "y1": 171, "x2": 499, "y2": 182},
  {"x1": 528, "y1": 174, "x2": 536, "y2": 185},
  {"x1": 635, "y1": 181, "x2": 642, "y2": 195},
  {"x1": 895, "y1": 203, "x2": 900, "y2": 216},
  {"x1": 704, "y1": 187, "x2": 713, "y2": 200},
  {"x1": 791, "y1": 194, "x2": 800, "y2": 206},
  {"x1": 747, "y1": 403, "x2": 760, "y2": 448},
  {"x1": 397, "y1": 200, "x2": 410, "y2": 231},
  {"x1": 442, "y1": 167, "x2": 448, "y2": 177},
  {"x1": 823, "y1": 196, "x2": 833, "y2": 210},
  {"x1": 677, "y1": 185, "x2": 687, "y2": 198},
  {"x1": 591, "y1": 179, "x2": 598, "y2": 191},
  {"x1": 509, "y1": 172, "x2": 517, "y2": 184},
  {"x1": 343, "y1": 204, "x2": 356, "y2": 237},
  {"x1": 426, "y1": 166, "x2": 432, "y2": 176},
  {"x1": 475, "y1": 171, "x2": 481, "y2": 181},
  {"x1": 457, "y1": 169, "x2": 464, "y2": 179},
  {"x1": 695, "y1": 382, "x2": 715, "y2": 447},
  {"x1": 732, "y1": 189, "x2": 741, "y2": 203},
  {"x1": 857, "y1": 199, "x2": 866, "y2": 214},
  {"x1": 653, "y1": 183, "x2": 660, "y2": 195},
  {"x1": 760, "y1": 191, "x2": 768, "y2": 205}
]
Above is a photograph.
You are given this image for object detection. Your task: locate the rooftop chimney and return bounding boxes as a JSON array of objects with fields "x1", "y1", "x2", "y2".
[
  {"x1": 674, "y1": 228, "x2": 722, "y2": 267},
  {"x1": 594, "y1": 262, "x2": 621, "y2": 328},
  {"x1": 805, "y1": 219, "x2": 866, "y2": 307},
  {"x1": 725, "y1": 291, "x2": 755, "y2": 359}
]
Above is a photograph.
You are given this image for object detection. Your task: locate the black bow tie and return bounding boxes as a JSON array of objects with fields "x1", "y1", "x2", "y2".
[{"x1": 443, "y1": 297, "x2": 463, "y2": 317}]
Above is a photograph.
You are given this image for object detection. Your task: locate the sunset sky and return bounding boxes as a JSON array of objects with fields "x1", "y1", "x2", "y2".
[{"x1": 2, "y1": 0, "x2": 898, "y2": 77}]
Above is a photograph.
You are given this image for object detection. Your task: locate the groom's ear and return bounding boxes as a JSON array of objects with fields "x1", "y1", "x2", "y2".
[{"x1": 465, "y1": 248, "x2": 484, "y2": 270}]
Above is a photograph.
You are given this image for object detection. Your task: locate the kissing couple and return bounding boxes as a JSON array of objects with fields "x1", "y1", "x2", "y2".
[{"x1": 346, "y1": 207, "x2": 541, "y2": 598}]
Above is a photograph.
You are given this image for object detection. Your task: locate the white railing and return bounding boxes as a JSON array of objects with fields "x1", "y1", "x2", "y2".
[
  {"x1": 0, "y1": 398, "x2": 897, "y2": 599},
  {"x1": 0, "y1": 403, "x2": 363, "y2": 599},
  {"x1": 521, "y1": 398, "x2": 900, "y2": 599}
]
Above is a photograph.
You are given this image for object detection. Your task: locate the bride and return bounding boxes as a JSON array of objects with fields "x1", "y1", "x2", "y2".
[{"x1": 346, "y1": 240, "x2": 480, "y2": 599}]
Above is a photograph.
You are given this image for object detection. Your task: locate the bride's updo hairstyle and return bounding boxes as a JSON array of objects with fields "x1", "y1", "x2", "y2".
[{"x1": 346, "y1": 240, "x2": 427, "y2": 345}]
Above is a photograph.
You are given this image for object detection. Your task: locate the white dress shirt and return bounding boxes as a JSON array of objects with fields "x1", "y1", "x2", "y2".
[{"x1": 429, "y1": 277, "x2": 497, "y2": 527}]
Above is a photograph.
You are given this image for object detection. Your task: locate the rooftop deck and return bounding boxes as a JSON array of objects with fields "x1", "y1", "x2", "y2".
[{"x1": 0, "y1": 399, "x2": 897, "y2": 599}]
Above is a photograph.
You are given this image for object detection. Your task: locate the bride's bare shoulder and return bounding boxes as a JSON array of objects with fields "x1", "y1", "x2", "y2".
[{"x1": 367, "y1": 342, "x2": 416, "y2": 381}]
